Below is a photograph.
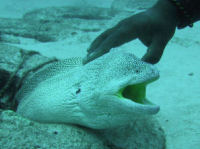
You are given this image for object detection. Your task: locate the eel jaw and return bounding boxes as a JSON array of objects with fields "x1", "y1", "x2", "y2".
[{"x1": 116, "y1": 78, "x2": 159, "y2": 105}]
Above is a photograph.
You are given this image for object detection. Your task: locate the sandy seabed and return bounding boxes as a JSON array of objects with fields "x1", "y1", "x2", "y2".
[{"x1": 1, "y1": 0, "x2": 200, "y2": 149}]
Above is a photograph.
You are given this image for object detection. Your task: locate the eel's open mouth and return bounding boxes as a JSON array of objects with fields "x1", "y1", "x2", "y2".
[{"x1": 116, "y1": 78, "x2": 158, "y2": 105}]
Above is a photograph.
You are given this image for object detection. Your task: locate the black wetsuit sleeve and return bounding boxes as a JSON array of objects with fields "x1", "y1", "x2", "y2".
[{"x1": 168, "y1": 0, "x2": 200, "y2": 29}]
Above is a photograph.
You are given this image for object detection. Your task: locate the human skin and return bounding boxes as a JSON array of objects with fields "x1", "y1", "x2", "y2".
[{"x1": 83, "y1": 0, "x2": 180, "y2": 64}]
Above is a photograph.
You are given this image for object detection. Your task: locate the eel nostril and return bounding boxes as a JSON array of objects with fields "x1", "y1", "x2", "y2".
[{"x1": 76, "y1": 88, "x2": 81, "y2": 94}]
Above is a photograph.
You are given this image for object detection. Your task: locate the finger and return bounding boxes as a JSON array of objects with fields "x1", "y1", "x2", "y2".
[
  {"x1": 88, "y1": 24, "x2": 137, "y2": 55},
  {"x1": 88, "y1": 17, "x2": 138, "y2": 54},
  {"x1": 84, "y1": 26, "x2": 137, "y2": 65},
  {"x1": 83, "y1": 47, "x2": 105, "y2": 64},
  {"x1": 87, "y1": 28, "x2": 115, "y2": 53},
  {"x1": 141, "y1": 37, "x2": 168, "y2": 64}
]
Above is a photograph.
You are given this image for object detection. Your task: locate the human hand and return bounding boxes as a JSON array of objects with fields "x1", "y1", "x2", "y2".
[{"x1": 83, "y1": 0, "x2": 178, "y2": 64}]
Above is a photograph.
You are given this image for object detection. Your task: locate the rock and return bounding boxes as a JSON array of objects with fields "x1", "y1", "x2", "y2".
[
  {"x1": 0, "y1": 6, "x2": 136, "y2": 44},
  {"x1": 0, "y1": 17, "x2": 57, "y2": 42},
  {"x1": 0, "y1": 6, "x2": 123, "y2": 43},
  {"x1": 0, "y1": 110, "x2": 166, "y2": 149},
  {"x1": 23, "y1": 7, "x2": 113, "y2": 21},
  {"x1": 0, "y1": 34, "x2": 20, "y2": 44},
  {"x1": 0, "y1": 44, "x2": 57, "y2": 110},
  {"x1": 101, "y1": 116, "x2": 166, "y2": 149},
  {"x1": 111, "y1": 0, "x2": 157, "y2": 11},
  {"x1": 0, "y1": 110, "x2": 109, "y2": 149}
]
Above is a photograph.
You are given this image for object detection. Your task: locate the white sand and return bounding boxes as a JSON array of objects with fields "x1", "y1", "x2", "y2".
[{"x1": 1, "y1": 1, "x2": 200, "y2": 148}]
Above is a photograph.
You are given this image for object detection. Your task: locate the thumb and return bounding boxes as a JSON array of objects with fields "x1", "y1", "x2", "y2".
[{"x1": 141, "y1": 38, "x2": 167, "y2": 64}]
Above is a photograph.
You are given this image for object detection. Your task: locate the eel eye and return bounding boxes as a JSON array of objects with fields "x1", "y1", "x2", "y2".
[
  {"x1": 76, "y1": 88, "x2": 81, "y2": 94},
  {"x1": 135, "y1": 69, "x2": 139, "y2": 73}
]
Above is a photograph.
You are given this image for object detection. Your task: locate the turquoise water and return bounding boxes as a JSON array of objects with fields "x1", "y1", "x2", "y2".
[{"x1": 0, "y1": 0, "x2": 200, "y2": 149}]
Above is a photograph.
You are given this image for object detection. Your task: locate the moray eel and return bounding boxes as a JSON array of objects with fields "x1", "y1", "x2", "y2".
[{"x1": 16, "y1": 50, "x2": 160, "y2": 129}]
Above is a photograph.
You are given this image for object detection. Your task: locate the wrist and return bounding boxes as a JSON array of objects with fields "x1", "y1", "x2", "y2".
[
  {"x1": 168, "y1": 0, "x2": 194, "y2": 29},
  {"x1": 152, "y1": 0, "x2": 200, "y2": 29},
  {"x1": 149, "y1": 0, "x2": 180, "y2": 27}
]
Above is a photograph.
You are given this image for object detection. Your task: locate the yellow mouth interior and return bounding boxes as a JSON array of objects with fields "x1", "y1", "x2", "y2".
[{"x1": 116, "y1": 83, "x2": 153, "y2": 105}]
